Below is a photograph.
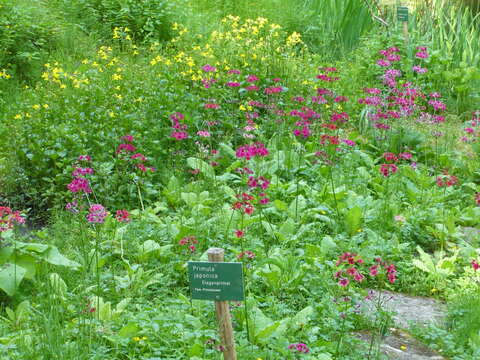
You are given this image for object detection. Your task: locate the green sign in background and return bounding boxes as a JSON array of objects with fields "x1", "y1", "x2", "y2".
[
  {"x1": 397, "y1": 6, "x2": 409, "y2": 22},
  {"x1": 188, "y1": 261, "x2": 244, "y2": 301}
]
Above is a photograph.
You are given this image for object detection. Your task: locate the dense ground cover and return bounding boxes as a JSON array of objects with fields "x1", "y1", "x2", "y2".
[{"x1": 1, "y1": 0, "x2": 480, "y2": 359}]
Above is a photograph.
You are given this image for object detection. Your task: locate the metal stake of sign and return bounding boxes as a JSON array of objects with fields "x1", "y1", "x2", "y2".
[{"x1": 207, "y1": 248, "x2": 237, "y2": 360}]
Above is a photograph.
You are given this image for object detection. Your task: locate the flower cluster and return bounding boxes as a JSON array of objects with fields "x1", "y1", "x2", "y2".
[
  {"x1": 87, "y1": 204, "x2": 108, "y2": 224},
  {"x1": 0, "y1": 207, "x2": 25, "y2": 232},
  {"x1": 379, "y1": 151, "x2": 412, "y2": 177},
  {"x1": 232, "y1": 193, "x2": 255, "y2": 215},
  {"x1": 179, "y1": 236, "x2": 198, "y2": 253},
  {"x1": 170, "y1": 112, "x2": 189, "y2": 140},
  {"x1": 115, "y1": 209, "x2": 130, "y2": 223},
  {"x1": 117, "y1": 135, "x2": 155, "y2": 173},
  {"x1": 471, "y1": 259, "x2": 479, "y2": 271},
  {"x1": 436, "y1": 171, "x2": 458, "y2": 187},
  {"x1": 288, "y1": 343, "x2": 309, "y2": 354},
  {"x1": 334, "y1": 253, "x2": 365, "y2": 287},
  {"x1": 237, "y1": 250, "x2": 255, "y2": 261},
  {"x1": 369, "y1": 258, "x2": 397, "y2": 284},
  {"x1": 235, "y1": 143, "x2": 269, "y2": 160}
]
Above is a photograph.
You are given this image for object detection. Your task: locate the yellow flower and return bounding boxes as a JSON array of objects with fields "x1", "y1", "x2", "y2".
[
  {"x1": 14, "y1": 114, "x2": 22, "y2": 120},
  {"x1": 109, "y1": 111, "x2": 115, "y2": 118},
  {"x1": 32, "y1": 104, "x2": 41, "y2": 110},
  {"x1": 400, "y1": 345, "x2": 407, "y2": 351},
  {"x1": 357, "y1": 228, "x2": 362, "y2": 232},
  {"x1": 431, "y1": 288, "x2": 438, "y2": 293},
  {"x1": 112, "y1": 74, "x2": 122, "y2": 81},
  {"x1": 43, "y1": 104, "x2": 49, "y2": 109},
  {"x1": 82, "y1": 59, "x2": 89, "y2": 64}
]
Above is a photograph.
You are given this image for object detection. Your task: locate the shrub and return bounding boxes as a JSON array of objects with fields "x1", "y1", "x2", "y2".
[
  {"x1": 67, "y1": 0, "x2": 174, "y2": 43},
  {"x1": 0, "y1": 0, "x2": 61, "y2": 80}
]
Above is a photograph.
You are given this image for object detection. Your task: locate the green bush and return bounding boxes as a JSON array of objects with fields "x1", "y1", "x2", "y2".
[
  {"x1": 66, "y1": 0, "x2": 174, "y2": 43},
  {"x1": 0, "y1": 0, "x2": 61, "y2": 80}
]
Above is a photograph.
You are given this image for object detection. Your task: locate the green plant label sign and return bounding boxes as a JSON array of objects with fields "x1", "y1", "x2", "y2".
[
  {"x1": 188, "y1": 262, "x2": 244, "y2": 301},
  {"x1": 397, "y1": 6, "x2": 409, "y2": 22}
]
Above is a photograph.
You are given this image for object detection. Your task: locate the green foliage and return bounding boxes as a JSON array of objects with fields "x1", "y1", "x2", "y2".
[
  {"x1": 62, "y1": 0, "x2": 174, "y2": 43},
  {"x1": 0, "y1": 0, "x2": 61, "y2": 80}
]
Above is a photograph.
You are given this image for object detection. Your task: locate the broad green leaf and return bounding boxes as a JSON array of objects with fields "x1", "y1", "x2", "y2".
[
  {"x1": 345, "y1": 206, "x2": 362, "y2": 235},
  {"x1": 43, "y1": 247, "x2": 80, "y2": 268},
  {"x1": 188, "y1": 342, "x2": 204, "y2": 357},
  {"x1": 15, "y1": 255, "x2": 37, "y2": 279},
  {"x1": 273, "y1": 199, "x2": 288, "y2": 211},
  {"x1": 118, "y1": 322, "x2": 140, "y2": 338},
  {"x1": 291, "y1": 306, "x2": 314, "y2": 329},
  {"x1": 0, "y1": 263, "x2": 27, "y2": 296},
  {"x1": 288, "y1": 195, "x2": 306, "y2": 218}
]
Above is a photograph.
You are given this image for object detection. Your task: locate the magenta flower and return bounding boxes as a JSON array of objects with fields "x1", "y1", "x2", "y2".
[
  {"x1": 377, "y1": 59, "x2": 391, "y2": 67},
  {"x1": 78, "y1": 155, "x2": 91, "y2": 161},
  {"x1": 204, "y1": 103, "x2": 219, "y2": 109},
  {"x1": 0, "y1": 207, "x2": 25, "y2": 232},
  {"x1": 412, "y1": 65, "x2": 428, "y2": 74},
  {"x1": 472, "y1": 259, "x2": 480, "y2": 271},
  {"x1": 115, "y1": 209, "x2": 130, "y2": 223},
  {"x1": 72, "y1": 167, "x2": 94, "y2": 178},
  {"x1": 227, "y1": 69, "x2": 241, "y2": 74},
  {"x1": 67, "y1": 177, "x2": 92, "y2": 193},
  {"x1": 288, "y1": 343, "x2": 309, "y2": 354},
  {"x1": 226, "y1": 81, "x2": 240, "y2": 87},
  {"x1": 87, "y1": 204, "x2": 107, "y2": 223},
  {"x1": 338, "y1": 278, "x2": 350, "y2": 287},
  {"x1": 121, "y1": 135, "x2": 134, "y2": 142},
  {"x1": 171, "y1": 131, "x2": 188, "y2": 140},
  {"x1": 476, "y1": 193, "x2": 480, "y2": 206},
  {"x1": 116, "y1": 143, "x2": 136, "y2": 154},
  {"x1": 201, "y1": 64, "x2": 216, "y2": 72},
  {"x1": 197, "y1": 130, "x2": 211, "y2": 137}
]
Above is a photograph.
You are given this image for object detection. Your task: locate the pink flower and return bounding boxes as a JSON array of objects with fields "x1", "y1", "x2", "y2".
[
  {"x1": 379, "y1": 163, "x2": 398, "y2": 177},
  {"x1": 237, "y1": 250, "x2": 255, "y2": 260},
  {"x1": 78, "y1": 155, "x2": 91, "y2": 161},
  {"x1": 475, "y1": 193, "x2": 480, "y2": 206},
  {"x1": 171, "y1": 131, "x2": 188, "y2": 140},
  {"x1": 288, "y1": 343, "x2": 309, "y2": 354},
  {"x1": 338, "y1": 278, "x2": 349, "y2": 287},
  {"x1": 472, "y1": 259, "x2": 480, "y2": 271},
  {"x1": 204, "y1": 103, "x2": 220, "y2": 109},
  {"x1": 226, "y1": 81, "x2": 240, "y2": 87},
  {"x1": 246, "y1": 85, "x2": 259, "y2": 91},
  {"x1": 369, "y1": 265, "x2": 379, "y2": 276},
  {"x1": 246, "y1": 75, "x2": 258, "y2": 82},
  {"x1": 412, "y1": 65, "x2": 428, "y2": 74},
  {"x1": 234, "y1": 230, "x2": 244, "y2": 238},
  {"x1": 228, "y1": 69, "x2": 241, "y2": 74},
  {"x1": 264, "y1": 86, "x2": 283, "y2": 95},
  {"x1": 67, "y1": 177, "x2": 92, "y2": 193},
  {"x1": 72, "y1": 167, "x2": 94, "y2": 178},
  {"x1": 259, "y1": 197, "x2": 269, "y2": 204},
  {"x1": 197, "y1": 130, "x2": 211, "y2": 137},
  {"x1": 0, "y1": 207, "x2": 25, "y2": 232},
  {"x1": 377, "y1": 59, "x2": 391, "y2": 67},
  {"x1": 202, "y1": 64, "x2": 216, "y2": 72},
  {"x1": 415, "y1": 50, "x2": 429, "y2": 59},
  {"x1": 121, "y1": 135, "x2": 134, "y2": 142},
  {"x1": 131, "y1": 153, "x2": 147, "y2": 161},
  {"x1": 87, "y1": 204, "x2": 107, "y2": 223},
  {"x1": 116, "y1": 143, "x2": 136, "y2": 154},
  {"x1": 115, "y1": 210, "x2": 130, "y2": 223}
]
